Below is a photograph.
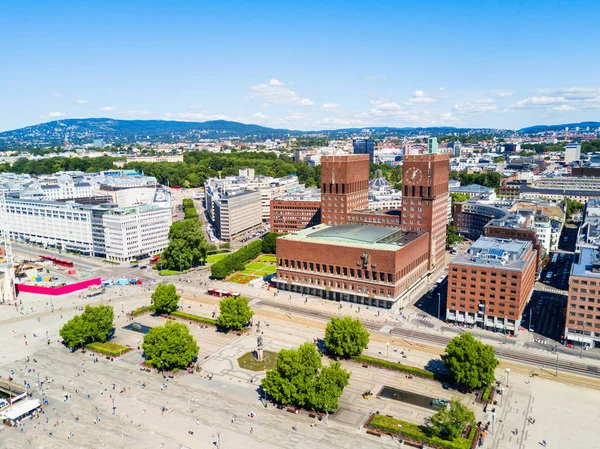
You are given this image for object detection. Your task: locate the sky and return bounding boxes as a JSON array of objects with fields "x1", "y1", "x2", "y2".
[{"x1": 1, "y1": 0, "x2": 600, "y2": 132}]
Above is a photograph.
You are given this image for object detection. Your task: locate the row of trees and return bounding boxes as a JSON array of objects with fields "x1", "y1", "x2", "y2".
[
  {"x1": 449, "y1": 170, "x2": 502, "y2": 190},
  {"x1": 210, "y1": 240, "x2": 262, "y2": 279},
  {"x1": 10, "y1": 155, "x2": 120, "y2": 175},
  {"x1": 182, "y1": 198, "x2": 199, "y2": 219}
]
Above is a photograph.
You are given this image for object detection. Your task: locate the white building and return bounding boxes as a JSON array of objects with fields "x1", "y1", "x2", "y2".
[
  {"x1": 103, "y1": 205, "x2": 172, "y2": 262},
  {"x1": 564, "y1": 143, "x2": 581, "y2": 164}
]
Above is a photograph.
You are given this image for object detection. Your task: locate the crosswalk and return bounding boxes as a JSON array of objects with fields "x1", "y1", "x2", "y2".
[{"x1": 415, "y1": 315, "x2": 431, "y2": 323}]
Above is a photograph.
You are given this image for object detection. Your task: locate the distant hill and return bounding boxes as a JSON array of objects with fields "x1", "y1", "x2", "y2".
[
  {"x1": 0, "y1": 118, "x2": 512, "y2": 148},
  {"x1": 518, "y1": 121, "x2": 600, "y2": 134}
]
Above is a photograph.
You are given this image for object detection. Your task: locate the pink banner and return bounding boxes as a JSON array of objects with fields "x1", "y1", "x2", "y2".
[{"x1": 16, "y1": 278, "x2": 102, "y2": 296}]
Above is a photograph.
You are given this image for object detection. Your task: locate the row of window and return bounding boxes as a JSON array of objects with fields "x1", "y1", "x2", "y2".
[{"x1": 277, "y1": 273, "x2": 394, "y2": 296}]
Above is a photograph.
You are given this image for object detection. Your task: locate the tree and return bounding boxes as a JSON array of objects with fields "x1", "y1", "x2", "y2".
[
  {"x1": 59, "y1": 304, "x2": 114, "y2": 348},
  {"x1": 152, "y1": 283, "x2": 180, "y2": 315},
  {"x1": 429, "y1": 399, "x2": 475, "y2": 440},
  {"x1": 324, "y1": 317, "x2": 370, "y2": 357},
  {"x1": 142, "y1": 321, "x2": 199, "y2": 371},
  {"x1": 261, "y1": 343, "x2": 350, "y2": 412},
  {"x1": 449, "y1": 192, "x2": 470, "y2": 208},
  {"x1": 443, "y1": 333, "x2": 499, "y2": 390},
  {"x1": 261, "y1": 232, "x2": 279, "y2": 254},
  {"x1": 446, "y1": 225, "x2": 463, "y2": 248},
  {"x1": 565, "y1": 197, "x2": 584, "y2": 220},
  {"x1": 217, "y1": 296, "x2": 254, "y2": 331},
  {"x1": 160, "y1": 218, "x2": 209, "y2": 271}
]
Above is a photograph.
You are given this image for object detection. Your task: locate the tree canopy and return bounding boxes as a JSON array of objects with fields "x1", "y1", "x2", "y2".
[
  {"x1": 261, "y1": 232, "x2": 280, "y2": 254},
  {"x1": 59, "y1": 304, "x2": 114, "y2": 348},
  {"x1": 443, "y1": 333, "x2": 499, "y2": 390},
  {"x1": 429, "y1": 399, "x2": 475, "y2": 441},
  {"x1": 565, "y1": 197, "x2": 584, "y2": 220},
  {"x1": 210, "y1": 240, "x2": 262, "y2": 279},
  {"x1": 142, "y1": 321, "x2": 199, "y2": 371},
  {"x1": 449, "y1": 192, "x2": 470, "y2": 208},
  {"x1": 216, "y1": 296, "x2": 254, "y2": 331},
  {"x1": 160, "y1": 217, "x2": 209, "y2": 271},
  {"x1": 261, "y1": 343, "x2": 350, "y2": 412},
  {"x1": 152, "y1": 283, "x2": 180, "y2": 315},
  {"x1": 324, "y1": 317, "x2": 370, "y2": 358},
  {"x1": 446, "y1": 225, "x2": 463, "y2": 248}
]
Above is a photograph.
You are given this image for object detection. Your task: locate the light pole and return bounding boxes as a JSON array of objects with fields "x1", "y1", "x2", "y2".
[
  {"x1": 324, "y1": 404, "x2": 329, "y2": 426},
  {"x1": 491, "y1": 411, "x2": 496, "y2": 434},
  {"x1": 45, "y1": 330, "x2": 49, "y2": 345},
  {"x1": 121, "y1": 301, "x2": 124, "y2": 315},
  {"x1": 112, "y1": 397, "x2": 116, "y2": 415},
  {"x1": 437, "y1": 292, "x2": 441, "y2": 321},
  {"x1": 161, "y1": 360, "x2": 164, "y2": 379},
  {"x1": 217, "y1": 432, "x2": 221, "y2": 449},
  {"x1": 386, "y1": 342, "x2": 390, "y2": 359},
  {"x1": 555, "y1": 351, "x2": 559, "y2": 377},
  {"x1": 505, "y1": 368, "x2": 511, "y2": 388}
]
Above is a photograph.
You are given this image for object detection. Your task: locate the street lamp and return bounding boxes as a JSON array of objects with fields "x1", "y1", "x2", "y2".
[
  {"x1": 386, "y1": 342, "x2": 390, "y2": 359},
  {"x1": 505, "y1": 368, "x2": 511, "y2": 388},
  {"x1": 161, "y1": 360, "x2": 164, "y2": 378},
  {"x1": 217, "y1": 432, "x2": 221, "y2": 449},
  {"x1": 437, "y1": 292, "x2": 441, "y2": 321}
]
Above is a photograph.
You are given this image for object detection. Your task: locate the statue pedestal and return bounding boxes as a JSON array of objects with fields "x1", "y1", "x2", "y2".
[{"x1": 257, "y1": 347, "x2": 264, "y2": 362}]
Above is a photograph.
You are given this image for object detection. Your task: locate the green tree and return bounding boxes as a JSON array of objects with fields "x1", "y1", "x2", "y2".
[
  {"x1": 59, "y1": 304, "x2": 114, "y2": 348},
  {"x1": 142, "y1": 321, "x2": 199, "y2": 371},
  {"x1": 217, "y1": 296, "x2": 254, "y2": 331},
  {"x1": 446, "y1": 225, "x2": 463, "y2": 248},
  {"x1": 261, "y1": 342, "x2": 350, "y2": 412},
  {"x1": 160, "y1": 218, "x2": 209, "y2": 270},
  {"x1": 449, "y1": 192, "x2": 470, "y2": 208},
  {"x1": 152, "y1": 283, "x2": 180, "y2": 315},
  {"x1": 324, "y1": 317, "x2": 370, "y2": 357},
  {"x1": 429, "y1": 399, "x2": 476, "y2": 440},
  {"x1": 443, "y1": 333, "x2": 499, "y2": 390},
  {"x1": 565, "y1": 198, "x2": 584, "y2": 220},
  {"x1": 261, "y1": 232, "x2": 279, "y2": 254}
]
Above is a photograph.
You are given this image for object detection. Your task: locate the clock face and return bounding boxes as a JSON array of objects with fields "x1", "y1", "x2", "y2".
[{"x1": 406, "y1": 167, "x2": 423, "y2": 185}]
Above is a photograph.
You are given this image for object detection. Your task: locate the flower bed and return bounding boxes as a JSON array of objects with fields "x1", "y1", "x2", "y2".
[
  {"x1": 228, "y1": 273, "x2": 257, "y2": 284},
  {"x1": 170, "y1": 311, "x2": 218, "y2": 326},
  {"x1": 351, "y1": 355, "x2": 451, "y2": 383},
  {"x1": 86, "y1": 341, "x2": 131, "y2": 357},
  {"x1": 130, "y1": 305, "x2": 153, "y2": 317},
  {"x1": 477, "y1": 384, "x2": 496, "y2": 404},
  {"x1": 366, "y1": 414, "x2": 476, "y2": 449}
]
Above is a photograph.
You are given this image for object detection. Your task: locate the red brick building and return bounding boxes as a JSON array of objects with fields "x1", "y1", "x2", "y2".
[
  {"x1": 320, "y1": 154, "x2": 370, "y2": 225},
  {"x1": 273, "y1": 152, "x2": 450, "y2": 309},
  {"x1": 446, "y1": 236, "x2": 537, "y2": 334},
  {"x1": 269, "y1": 192, "x2": 321, "y2": 233}
]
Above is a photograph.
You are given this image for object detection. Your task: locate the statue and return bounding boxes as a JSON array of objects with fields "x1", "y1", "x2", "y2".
[
  {"x1": 256, "y1": 333, "x2": 264, "y2": 362},
  {"x1": 257, "y1": 334, "x2": 263, "y2": 348}
]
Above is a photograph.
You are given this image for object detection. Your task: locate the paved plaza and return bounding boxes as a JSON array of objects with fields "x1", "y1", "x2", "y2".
[{"x1": 1, "y1": 267, "x2": 600, "y2": 448}]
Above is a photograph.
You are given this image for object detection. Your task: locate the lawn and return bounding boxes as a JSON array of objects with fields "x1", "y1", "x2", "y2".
[
  {"x1": 245, "y1": 262, "x2": 265, "y2": 271},
  {"x1": 241, "y1": 261, "x2": 276, "y2": 277},
  {"x1": 86, "y1": 341, "x2": 131, "y2": 357},
  {"x1": 237, "y1": 350, "x2": 278, "y2": 371},
  {"x1": 258, "y1": 254, "x2": 277, "y2": 263},
  {"x1": 368, "y1": 414, "x2": 476, "y2": 449},
  {"x1": 206, "y1": 253, "x2": 229, "y2": 264}
]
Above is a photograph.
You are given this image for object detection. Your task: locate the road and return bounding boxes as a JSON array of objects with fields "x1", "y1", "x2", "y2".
[
  {"x1": 250, "y1": 296, "x2": 600, "y2": 379},
  {"x1": 12, "y1": 242, "x2": 103, "y2": 271}
]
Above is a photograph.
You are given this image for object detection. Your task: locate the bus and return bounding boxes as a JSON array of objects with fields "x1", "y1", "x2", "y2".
[
  {"x1": 150, "y1": 255, "x2": 160, "y2": 265},
  {"x1": 39, "y1": 255, "x2": 74, "y2": 268}
]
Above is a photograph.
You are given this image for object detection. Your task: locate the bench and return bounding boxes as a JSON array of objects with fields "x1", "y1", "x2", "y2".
[
  {"x1": 366, "y1": 430, "x2": 381, "y2": 437},
  {"x1": 404, "y1": 441, "x2": 422, "y2": 448}
]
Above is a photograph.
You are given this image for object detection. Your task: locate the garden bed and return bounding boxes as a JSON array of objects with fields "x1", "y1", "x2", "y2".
[
  {"x1": 86, "y1": 341, "x2": 131, "y2": 357},
  {"x1": 130, "y1": 305, "x2": 153, "y2": 317},
  {"x1": 170, "y1": 311, "x2": 218, "y2": 326},
  {"x1": 351, "y1": 355, "x2": 451, "y2": 383},
  {"x1": 366, "y1": 414, "x2": 477, "y2": 449},
  {"x1": 228, "y1": 273, "x2": 257, "y2": 284}
]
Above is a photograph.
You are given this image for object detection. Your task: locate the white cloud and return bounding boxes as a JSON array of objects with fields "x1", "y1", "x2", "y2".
[
  {"x1": 246, "y1": 79, "x2": 314, "y2": 106},
  {"x1": 41, "y1": 111, "x2": 65, "y2": 120},
  {"x1": 489, "y1": 90, "x2": 513, "y2": 98},
  {"x1": 405, "y1": 90, "x2": 437, "y2": 104},
  {"x1": 370, "y1": 100, "x2": 408, "y2": 117},
  {"x1": 440, "y1": 112, "x2": 462, "y2": 125},
  {"x1": 453, "y1": 99, "x2": 498, "y2": 114},
  {"x1": 321, "y1": 103, "x2": 340, "y2": 110},
  {"x1": 101, "y1": 106, "x2": 115, "y2": 111},
  {"x1": 252, "y1": 112, "x2": 269, "y2": 119},
  {"x1": 317, "y1": 117, "x2": 368, "y2": 128},
  {"x1": 511, "y1": 87, "x2": 600, "y2": 112},
  {"x1": 285, "y1": 111, "x2": 306, "y2": 121},
  {"x1": 170, "y1": 112, "x2": 229, "y2": 121},
  {"x1": 76, "y1": 99, "x2": 88, "y2": 104}
]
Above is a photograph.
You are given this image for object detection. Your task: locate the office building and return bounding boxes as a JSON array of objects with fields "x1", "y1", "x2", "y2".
[
  {"x1": 566, "y1": 247, "x2": 600, "y2": 348},
  {"x1": 446, "y1": 237, "x2": 537, "y2": 334},
  {"x1": 320, "y1": 155, "x2": 370, "y2": 226},
  {"x1": 270, "y1": 189, "x2": 321, "y2": 233},
  {"x1": 352, "y1": 138, "x2": 375, "y2": 162},
  {"x1": 103, "y1": 205, "x2": 172, "y2": 262},
  {"x1": 427, "y1": 137, "x2": 438, "y2": 154},
  {"x1": 208, "y1": 190, "x2": 262, "y2": 241}
]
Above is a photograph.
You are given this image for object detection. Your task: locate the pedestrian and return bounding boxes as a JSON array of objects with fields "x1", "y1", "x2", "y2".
[
  {"x1": 542, "y1": 441, "x2": 547, "y2": 447},
  {"x1": 250, "y1": 427, "x2": 253, "y2": 434}
]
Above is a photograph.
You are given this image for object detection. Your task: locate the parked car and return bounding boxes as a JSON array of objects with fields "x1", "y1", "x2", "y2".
[{"x1": 140, "y1": 266, "x2": 147, "y2": 270}]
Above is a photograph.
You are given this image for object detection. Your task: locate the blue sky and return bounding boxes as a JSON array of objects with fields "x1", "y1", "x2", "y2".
[{"x1": 1, "y1": 0, "x2": 599, "y2": 131}]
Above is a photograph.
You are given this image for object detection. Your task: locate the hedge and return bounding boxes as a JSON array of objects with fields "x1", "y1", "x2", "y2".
[
  {"x1": 368, "y1": 414, "x2": 475, "y2": 449},
  {"x1": 86, "y1": 341, "x2": 131, "y2": 357},
  {"x1": 351, "y1": 355, "x2": 451, "y2": 382},
  {"x1": 210, "y1": 240, "x2": 263, "y2": 280},
  {"x1": 171, "y1": 311, "x2": 218, "y2": 326},
  {"x1": 130, "y1": 305, "x2": 153, "y2": 317},
  {"x1": 159, "y1": 269, "x2": 185, "y2": 276}
]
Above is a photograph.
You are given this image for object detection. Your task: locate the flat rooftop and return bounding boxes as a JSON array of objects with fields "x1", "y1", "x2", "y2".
[
  {"x1": 571, "y1": 247, "x2": 600, "y2": 279},
  {"x1": 279, "y1": 224, "x2": 420, "y2": 251},
  {"x1": 451, "y1": 236, "x2": 533, "y2": 270}
]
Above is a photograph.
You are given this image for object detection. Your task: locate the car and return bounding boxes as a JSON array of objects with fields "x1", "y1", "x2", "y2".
[
  {"x1": 131, "y1": 264, "x2": 138, "y2": 268},
  {"x1": 140, "y1": 266, "x2": 147, "y2": 270}
]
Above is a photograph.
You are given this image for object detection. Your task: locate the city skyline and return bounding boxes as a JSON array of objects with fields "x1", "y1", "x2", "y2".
[{"x1": 2, "y1": 0, "x2": 600, "y2": 132}]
